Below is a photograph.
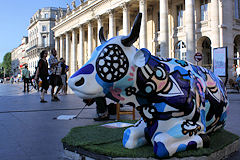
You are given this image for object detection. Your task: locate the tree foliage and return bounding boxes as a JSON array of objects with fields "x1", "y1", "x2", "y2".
[{"x1": 1, "y1": 52, "x2": 12, "y2": 77}]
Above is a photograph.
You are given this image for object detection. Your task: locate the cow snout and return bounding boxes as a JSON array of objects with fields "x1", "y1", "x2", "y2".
[{"x1": 75, "y1": 77, "x2": 85, "y2": 87}]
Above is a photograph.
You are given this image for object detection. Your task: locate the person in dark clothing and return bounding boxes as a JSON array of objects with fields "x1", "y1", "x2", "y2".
[
  {"x1": 35, "y1": 50, "x2": 49, "y2": 103},
  {"x1": 83, "y1": 97, "x2": 109, "y2": 121},
  {"x1": 60, "y1": 58, "x2": 69, "y2": 95}
]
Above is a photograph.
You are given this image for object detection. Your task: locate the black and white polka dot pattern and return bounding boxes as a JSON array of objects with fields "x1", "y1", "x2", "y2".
[{"x1": 96, "y1": 44, "x2": 129, "y2": 82}]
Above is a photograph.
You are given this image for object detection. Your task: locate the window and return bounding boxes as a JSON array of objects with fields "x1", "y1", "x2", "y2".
[
  {"x1": 200, "y1": 0, "x2": 208, "y2": 21},
  {"x1": 44, "y1": 13, "x2": 48, "y2": 18},
  {"x1": 42, "y1": 25, "x2": 46, "y2": 31},
  {"x1": 177, "y1": 4, "x2": 183, "y2": 27},
  {"x1": 235, "y1": 0, "x2": 240, "y2": 19},
  {"x1": 175, "y1": 41, "x2": 186, "y2": 60},
  {"x1": 157, "y1": 12, "x2": 160, "y2": 31},
  {"x1": 42, "y1": 36, "x2": 47, "y2": 47}
]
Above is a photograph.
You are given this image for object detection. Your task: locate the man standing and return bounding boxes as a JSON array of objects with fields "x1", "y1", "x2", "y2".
[
  {"x1": 60, "y1": 58, "x2": 69, "y2": 95},
  {"x1": 48, "y1": 49, "x2": 62, "y2": 101},
  {"x1": 22, "y1": 65, "x2": 30, "y2": 92},
  {"x1": 35, "y1": 50, "x2": 49, "y2": 103}
]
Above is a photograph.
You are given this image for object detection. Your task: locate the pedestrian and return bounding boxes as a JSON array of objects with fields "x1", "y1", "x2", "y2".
[
  {"x1": 236, "y1": 65, "x2": 240, "y2": 89},
  {"x1": 48, "y1": 49, "x2": 63, "y2": 101},
  {"x1": 22, "y1": 65, "x2": 30, "y2": 92},
  {"x1": 35, "y1": 50, "x2": 49, "y2": 103},
  {"x1": 83, "y1": 97, "x2": 110, "y2": 121},
  {"x1": 60, "y1": 58, "x2": 69, "y2": 95},
  {"x1": 232, "y1": 64, "x2": 237, "y2": 79}
]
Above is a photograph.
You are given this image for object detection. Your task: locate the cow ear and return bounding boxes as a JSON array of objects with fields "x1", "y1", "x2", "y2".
[{"x1": 133, "y1": 48, "x2": 151, "y2": 67}]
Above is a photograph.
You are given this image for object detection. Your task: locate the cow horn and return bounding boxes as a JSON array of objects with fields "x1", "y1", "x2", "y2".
[
  {"x1": 99, "y1": 27, "x2": 106, "y2": 44},
  {"x1": 121, "y1": 13, "x2": 142, "y2": 47}
]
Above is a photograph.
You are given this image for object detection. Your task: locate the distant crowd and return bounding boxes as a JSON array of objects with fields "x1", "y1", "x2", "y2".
[{"x1": 21, "y1": 49, "x2": 69, "y2": 103}]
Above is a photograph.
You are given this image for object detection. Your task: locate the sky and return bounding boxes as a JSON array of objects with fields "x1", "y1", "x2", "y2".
[{"x1": 0, "y1": 0, "x2": 79, "y2": 63}]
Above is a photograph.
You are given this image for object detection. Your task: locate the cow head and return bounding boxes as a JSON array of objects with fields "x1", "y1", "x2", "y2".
[{"x1": 68, "y1": 13, "x2": 148, "y2": 101}]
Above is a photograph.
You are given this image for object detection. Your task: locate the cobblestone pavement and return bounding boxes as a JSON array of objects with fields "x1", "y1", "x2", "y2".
[{"x1": 0, "y1": 83, "x2": 239, "y2": 160}]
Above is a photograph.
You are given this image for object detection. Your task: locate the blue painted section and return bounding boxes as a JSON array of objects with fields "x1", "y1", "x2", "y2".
[
  {"x1": 154, "y1": 103, "x2": 166, "y2": 112},
  {"x1": 153, "y1": 131, "x2": 162, "y2": 140},
  {"x1": 201, "y1": 109, "x2": 206, "y2": 132},
  {"x1": 154, "y1": 141, "x2": 169, "y2": 158},
  {"x1": 136, "y1": 137, "x2": 147, "y2": 147},
  {"x1": 115, "y1": 75, "x2": 134, "y2": 96},
  {"x1": 140, "y1": 48, "x2": 151, "y2": 64},
  {"x1": 70, "y1": 64, "x2": 94, "y2": 78},
  {"x1": 220, "y1": 111, "x2": 227, "y2": 122},
  {"x1": 176, "y1": 144, "x2": 187, "y2": 152},
  {"x1": 174, "y1": 66, "x2": 189, "y2": 76},
  {"x1": 167, "y1": 124, "x2": 184, "y2": 138},
  {"x1": 205, "y1": 100, "x2": 215, "y2": 127},
  {"x1": 187, "y1": 141, "x2": 197, "y2": 149},
  {"x1": 95, "y1": 74, "x2": 113, "y2": 94},
  {"x1": 122, "y1": 128, "x2": 131, "y2": 147}
]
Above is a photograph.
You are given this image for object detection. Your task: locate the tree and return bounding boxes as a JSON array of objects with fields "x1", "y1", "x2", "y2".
[
  {"x1": 2, "y1": 52, "x2": 12, "y2": 77},
  {"x1": 0, "y1": 63, "x2": 3, "y2": 78}
]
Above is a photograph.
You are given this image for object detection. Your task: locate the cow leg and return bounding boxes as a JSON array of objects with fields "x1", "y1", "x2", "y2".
[
  {"x1": 122, "y1": 119, "x2": 147, "y2": 149},
  {"x1": 153, "y1": 121, "x2": 208, "y2": 158}
]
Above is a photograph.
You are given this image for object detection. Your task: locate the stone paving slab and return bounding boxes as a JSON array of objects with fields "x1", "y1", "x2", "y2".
[{"x1": 0, "y1": 83, "x2": 239, "y2": 159}]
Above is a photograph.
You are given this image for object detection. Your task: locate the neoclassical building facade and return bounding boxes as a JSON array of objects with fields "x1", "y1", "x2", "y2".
[
  {"x1": 27, "y1": 7, "x2": 66, "y2": 75},
  {"x1": 53, "y1": 0, "x2": 240, "y2": 81},
  {"x1": 11, "y1": 37, "x2": 28, "y2": 77}
]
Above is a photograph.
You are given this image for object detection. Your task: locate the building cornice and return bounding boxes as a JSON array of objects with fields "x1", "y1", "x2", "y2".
[{"x1": 53, "y1": 0, "x2": 131, "y2": 36}]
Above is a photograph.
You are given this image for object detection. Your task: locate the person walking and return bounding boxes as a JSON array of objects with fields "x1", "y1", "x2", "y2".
[
  {"x1": 60, "y1": 58, "x2": 69, "y2": 95},
  {"x1": 48, "y1": 49, "x2": 62, "y2": 101},
  {"x1": 22, "y1": 65, "x2": 30, "y2": 92},
  {"x1": 35, "y1": 50, "x2": 49, "y2": 103},
  {"x1": 236, "y1": 65, "x2": 240, "y2": 90}
]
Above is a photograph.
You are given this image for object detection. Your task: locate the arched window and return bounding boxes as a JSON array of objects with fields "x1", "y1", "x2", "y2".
[
  {"x1": 202, "y1": 38, "x2": 211, "y2": 67},
  {"x1": 175, "y1": 41, "x2": 186, "y2": 60}
]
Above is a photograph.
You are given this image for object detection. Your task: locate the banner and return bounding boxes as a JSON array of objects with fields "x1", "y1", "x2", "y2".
[{"x1": 213, "y1": 47, "x2": 227, "y2": 77}]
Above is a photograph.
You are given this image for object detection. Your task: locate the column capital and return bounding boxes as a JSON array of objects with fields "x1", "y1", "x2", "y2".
[
  {"x1": 71, "y1": 28, "x2": 77, "y2": 33},
  {"x1": 96, "y1": 15, "x2": 102, "y2": 21},
  {"x1": 87, "y1": 20, "x2": 92, "y2": 24},
  {"x1": 77, "y1": 24, "x2": 82, "y2": 28},
  {"x1": 121, "y1": 2, "x2": 129, "y2": 11},
  {"x1": 139, "y1": 0, "x2": 146, "y2": 5},
  {"x1": 107, "y1": 9, "x2": 114, "y2": 15}
]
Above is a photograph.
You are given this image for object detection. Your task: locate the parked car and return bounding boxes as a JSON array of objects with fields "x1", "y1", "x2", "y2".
[{"x1": 0, "y1": 78, "x2": 3, "y2": 83}]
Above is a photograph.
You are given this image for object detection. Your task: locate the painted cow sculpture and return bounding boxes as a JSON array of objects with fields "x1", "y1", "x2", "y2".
[{"x1": 68, "y1": 13, "x2": 228, "y2": 158}]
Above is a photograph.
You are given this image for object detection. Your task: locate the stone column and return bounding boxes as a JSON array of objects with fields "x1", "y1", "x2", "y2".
[
  {"x1": 211, "y1": 0, "x2": 220, "y2": 48},
  {"x1": 71, "y1": 29, "x2": 77, "y2": 74},
  {"x1": 139, "y1": 0, "x2": 147, "y2": 48},
  {"x1": 122, "y1": 3, "x2": 130, "y2": 35},
  {"x1": 88, "y1": 21, "x2": 93, "y2": 60},
  {"x1": 65, "y1": 32, "x2": 70, "y2": 66},
  {"x1": 55, "y1": 37, "x2": 60, "y2": 58},
  {"x1": 185, "y1": 0, "x2": 196, "y2": 64},
  {"x1": 79, "y1": 25, "x2": 84, "y2": 67},
  {"x1": 108, "y1": 10, "x2": 115, "y2": 38},
  {"x1": 159, "y1": 0, "x2": 169, "y2": 58},
  {"x1": 97, "y1": 15, "x2": 102, "y2": 46},
  {"x1": 60, "y1": 35, "x2": 64, "y2": 58}
]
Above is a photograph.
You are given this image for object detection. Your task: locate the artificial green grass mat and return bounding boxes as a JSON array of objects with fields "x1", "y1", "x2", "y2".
[{"x1": 62, "y1": 122, "x2": 239, "y2": 158}]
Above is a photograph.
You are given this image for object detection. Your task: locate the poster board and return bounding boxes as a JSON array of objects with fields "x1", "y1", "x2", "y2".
[{"x1": 213, "y1": 47, "x2": 228, "y2": 77}]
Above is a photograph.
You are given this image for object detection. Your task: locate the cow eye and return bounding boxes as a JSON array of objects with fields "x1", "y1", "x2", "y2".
[
  {"x1": 96, "y1": 44, "x2": 129, "y2": 82},
  {"x1": 145, "y1": 82, "x2": 156, "y2": 94},
  {"x1": 155, "y1": 67, "x2": 166, "y2": 80}
]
